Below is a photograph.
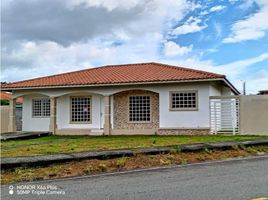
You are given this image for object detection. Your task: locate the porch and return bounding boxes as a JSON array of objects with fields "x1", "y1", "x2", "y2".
[{"x1": 8, "y1": 89, "x2": 160, "y2": 136}]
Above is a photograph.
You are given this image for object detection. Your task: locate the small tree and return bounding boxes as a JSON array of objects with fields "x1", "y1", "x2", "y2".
[{"x1": 0, "y1": 99, "x2": 9, "y2": 105}]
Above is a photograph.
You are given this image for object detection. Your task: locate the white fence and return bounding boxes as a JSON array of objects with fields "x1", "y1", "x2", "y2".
[{"x1": 210, "y1": 97, "x2": 240, "y2": 135}]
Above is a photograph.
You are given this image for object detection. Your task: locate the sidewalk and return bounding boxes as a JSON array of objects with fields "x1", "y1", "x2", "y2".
[{"x1": 0, "y1": 132, "x2": 49, "y2": 141}]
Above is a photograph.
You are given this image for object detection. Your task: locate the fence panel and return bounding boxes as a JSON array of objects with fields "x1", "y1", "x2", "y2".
[{"x1": 210, "y1": 97, "x2": 239, "y2": 135}]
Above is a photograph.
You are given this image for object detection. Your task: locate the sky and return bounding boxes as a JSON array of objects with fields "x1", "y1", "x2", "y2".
[{"x1": 1, "y1": 0, "x2": 268, "y2": 94}]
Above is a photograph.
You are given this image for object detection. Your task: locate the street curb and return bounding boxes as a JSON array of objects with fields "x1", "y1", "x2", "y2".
[
  {"x1": 2, "y1": 155, "x2": 268, "y2": 186},
  {"x1": 1, "y1": 138, "x2": 268, "y2": 169}
]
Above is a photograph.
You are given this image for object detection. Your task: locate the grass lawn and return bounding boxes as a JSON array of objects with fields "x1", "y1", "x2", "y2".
[{"x1": 1, "y1": 135, "x2": 267, "y2": 157}]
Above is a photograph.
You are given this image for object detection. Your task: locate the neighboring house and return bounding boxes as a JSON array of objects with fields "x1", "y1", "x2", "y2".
[
  {"x1": 1, "y1": 62, "x2": 239, "y2": 135},
  {"x1": 258, "y1": 90, "x2": 268, "y2": 95},
  {"x1": 0, "y1": 92, "x2": 23, "y2": 132},
  {"x1": 0, "y1": 92, "x2": 23, "y2": 104}
]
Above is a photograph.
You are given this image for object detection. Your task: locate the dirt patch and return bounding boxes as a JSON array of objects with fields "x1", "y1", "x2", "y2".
[{"x1": 1, "y1": 145, "x2": 268, "y2": 184}]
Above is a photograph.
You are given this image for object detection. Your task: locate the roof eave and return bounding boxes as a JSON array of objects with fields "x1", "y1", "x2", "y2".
[{"x1": 221, "y1": 78, "x2": 240, "y2": 95}]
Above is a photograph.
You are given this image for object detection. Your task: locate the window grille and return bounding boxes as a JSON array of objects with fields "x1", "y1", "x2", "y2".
[
  {"x1": 129, "y1": 96, "x2": 151, "y2": 122},
  {"x1": 71, "y1": 97, "x2": 91, "y2": 122},
  {"x1": 171, "y1": 91, "x2": 197, "y2": 110},
  {"x1": 32, "y1": 98, "x2": 50, "y2": 117}
]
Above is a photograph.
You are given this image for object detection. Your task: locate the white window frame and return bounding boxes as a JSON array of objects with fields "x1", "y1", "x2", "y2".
[
  {"x1": 169, "y1": 90, "x2": 198, "y2": 111},
  {"x1": 70, "y1": 96, "x2": 92, "y2": 124},
  {"x1": 32, "y1": 98, "x2": 50, "y2": 118},
  {"x1": 128, "y1": 95, "x2": 151, "y2": 123}
]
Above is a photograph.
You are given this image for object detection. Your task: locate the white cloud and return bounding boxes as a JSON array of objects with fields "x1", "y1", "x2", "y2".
[
  {"x1": 223, "y1": 0, "x2": 268, "y2": 43},
  {"x1": 210, "y1": 53, "x2": 268, "y2": 94},
  {"x1": 214, "y1": 53, "x2": 268, "y2": 76},
  {"x1": 1, "y1": 32, "x2": 164, "y2": 82},
  {"x1": 229, "y1": 0, "x2": 239, "y2": 4},
  {"x1": 66, "y1": 0, "x2": 140, "y2": 11},
  {"x1": 172, "y1": 17, "x2": 207, "y2": 35},
  {"x1": 209, "y1": 5, "x2": 226, "y2": 12},
  {"x1": 164, "y1": 41, "x2": 192, "y2": 57},
  {"x1": 2, "y1": 0, "x2": 194, "y2": 80},
  {"x1": 238, "y1": 0, "x2": 255, "y2": 10},
  {"x1": 213, "y1": 22, "x2": 222, "y2": 38},
  {"x1": 161, "y1": 53, "x2": 268, "y2": 94},
  {"x1": 207, "y1": 48, "x2": 218, "y2": 53},
  {"x1": 200, "y1": 5, "x2": 226, "y2": 16},
  {"x1": 200, "y1": 10, "x2": 209, "y2": 15},
  {"x1": 1, "y1": 0, "x2": 267, "y2": 94},
  {"x1": 245, "y1": 69, "x2": 268, "y2": 94}
]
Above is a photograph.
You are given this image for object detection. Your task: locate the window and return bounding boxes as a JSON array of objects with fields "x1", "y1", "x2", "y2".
[
  {"x1": 170, "y1": 91, "x2": 198, "y2": 110},
  {"x1": 71, "y1": 97, "x2": 91, "y2": 123},
  {"x1": 32, "y1": 98, "x2": 50, "y2": 117},
  {"x1": 129, "y1": 95, "x2": 151, "y2": 122}
]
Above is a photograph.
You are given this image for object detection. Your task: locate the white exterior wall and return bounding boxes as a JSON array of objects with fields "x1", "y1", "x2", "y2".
[
  {"x1": 16, "y1": 81, "x2": 230, "y2": 132},
  {"x1": 57, "y1": 94, "x2": 104, "y2": 130},
  {"x1": 154, "y1": 83, "x2": 210, "y2": 128},
  {"x1": 22, "y1": 94, "x2": 50, "y2": 131},
  {"x1": 209, "y1": 84, "x2": 222, "y2": 96}
]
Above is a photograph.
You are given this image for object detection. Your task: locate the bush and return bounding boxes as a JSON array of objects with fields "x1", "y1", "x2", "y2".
[
  {"x1": 116, "y1": 157, "x2": 128, "y2": 168},
  {"x1": 0, "y1": 100, "x2": 9, "y2": 105}
]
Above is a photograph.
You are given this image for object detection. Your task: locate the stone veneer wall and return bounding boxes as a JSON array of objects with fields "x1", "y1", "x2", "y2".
[
  {"x1": 113, "y1": 90, "x2": 159, "y2": 130},
  {"x1": 157, "y1": 129, "x2": 209, "y2": 135}
]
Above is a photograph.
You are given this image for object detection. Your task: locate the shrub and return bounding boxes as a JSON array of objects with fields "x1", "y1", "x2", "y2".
[
  {"x1": 204, "y1": 148, "x2": 213, "y2": 154},
  {"x1": 169, "y1": 145, "x2": 181, "y2": 154},
  {"x1": 0, "y1": 100, "x2": 9, "y2": 105},
  {"x1": 160, "y1": 159, "x2": 171, "y2": 165},
  {"x1": 97, "y1": 163, "x2": 107, "y2": 172},
  {"x1": 116, "y1": 157, "x2": 128, "y2": 168}
]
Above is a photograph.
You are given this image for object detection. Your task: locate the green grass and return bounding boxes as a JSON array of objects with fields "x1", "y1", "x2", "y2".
[{"x1": 1, "y1": 135, "x2": 267, "y2": 157}]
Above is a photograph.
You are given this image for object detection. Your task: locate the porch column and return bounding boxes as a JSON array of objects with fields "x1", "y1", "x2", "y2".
[
  {"x1": 103, "y1": 95, "x2": 111, "y2": 135},
  {"x1": 49, "y1": 97, "x2": 57, "y2": 135},
  {"x1": 8, "y1": 98, "x2": 16, "y2": 132}
]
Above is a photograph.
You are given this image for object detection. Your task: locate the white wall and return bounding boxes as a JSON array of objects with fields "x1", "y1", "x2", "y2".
[
  {"x1": 22, "y1": 94, "x2": 50, "y2": 131},
  {"x1": 209, "y1": 84, "x2": 222, "y2": 96},
  {"x1": 57, "y1": 94, "x2": 104, "y2": 130},
  {"x1": 221, "y1": 86, "x2": 233, "y2": 95},
  {"x1": 152, "y1": 83, "x2": 210, "y2": 128}
]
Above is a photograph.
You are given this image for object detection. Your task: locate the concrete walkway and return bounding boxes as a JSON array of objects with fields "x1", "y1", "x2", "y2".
[
  {"x1": 0, "y1": 132, "x2": 49, "y2": 141},
  {"x1": 1, "y1": 138, "x2": 267, "y2": 169}
]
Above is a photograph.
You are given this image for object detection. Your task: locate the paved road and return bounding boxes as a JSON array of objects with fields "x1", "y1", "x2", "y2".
[{"x1": 2, "y1": 156, "x2": 268, "y2": 200}]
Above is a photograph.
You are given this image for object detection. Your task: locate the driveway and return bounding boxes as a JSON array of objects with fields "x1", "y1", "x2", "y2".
[{"x1": 1, "y1": 156, "x2": 268, "y2": 200}]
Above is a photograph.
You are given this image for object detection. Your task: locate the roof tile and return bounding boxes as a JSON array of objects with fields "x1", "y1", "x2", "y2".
[{"x1": 1, "y1": 62, "x2": 225, "y2": 89}]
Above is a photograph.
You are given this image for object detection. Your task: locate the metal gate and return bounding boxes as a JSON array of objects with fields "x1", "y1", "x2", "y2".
[{"x1": 210, "y1": 97, "x2": 239, "y2": 135}]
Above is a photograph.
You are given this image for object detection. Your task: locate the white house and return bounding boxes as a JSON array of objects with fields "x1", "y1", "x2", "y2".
[{"x1": 1, "y1": 62, "x2": 239, "y2": 135}]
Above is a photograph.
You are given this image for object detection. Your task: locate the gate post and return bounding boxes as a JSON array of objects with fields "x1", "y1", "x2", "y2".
[
  {"x1": 8, "y1": 98, "x2": 17, "y2": 132},
  {"x1": 49, "y1": 97, "x2": 57, "y2": 135},
  {"x1": 103, "y1": 95, "x2": 111, "y2": 135}
]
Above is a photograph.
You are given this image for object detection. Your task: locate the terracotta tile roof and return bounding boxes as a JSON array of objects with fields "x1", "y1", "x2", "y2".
[
  {"x1": 1, "y1": 62, "x2": 225, "y2": 89},
  {"x1": 0, "y1": 92, "x2": 23, "y2": 103}
]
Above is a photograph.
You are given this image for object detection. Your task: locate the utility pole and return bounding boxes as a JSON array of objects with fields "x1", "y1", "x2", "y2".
[{"x1": 242, "y1": 81, "x2": 246, "y2": 95}]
